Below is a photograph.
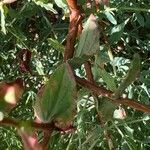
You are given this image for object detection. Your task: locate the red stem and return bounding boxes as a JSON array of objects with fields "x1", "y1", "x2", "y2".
[
  {"x1": 84, "y1": 61, "x2": 94, "y2": 83},
  {"x1": 75, "y1": 76, "x2": 150, "y2": 113},
  {"x1": 66, "y1": 0, "x2": 78, "y2": 10},
  {"x1": 0, "y1": 118, "x2": 59, "y2": 131},
  {"x1": 64, "y1": 0, "x2": 83, "y2": 61}
]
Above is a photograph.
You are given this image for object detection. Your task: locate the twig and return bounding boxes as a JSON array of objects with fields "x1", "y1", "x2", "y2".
[
  {"x1": 84, "y1": 61, "x2": 94, "y2": 83},
  {"x1": 0, "y1": 118, "x2": 59, "y2": 132},
  {"x1": 75, "y1": 76, "x2": 150, "y2": 113}
]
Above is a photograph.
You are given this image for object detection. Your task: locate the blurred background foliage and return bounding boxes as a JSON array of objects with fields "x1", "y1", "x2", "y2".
[{"x1": 0, "y1": 0, "x2": 150, "y2": 149}]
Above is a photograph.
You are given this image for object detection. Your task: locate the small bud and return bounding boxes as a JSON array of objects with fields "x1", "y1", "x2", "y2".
[
  {"x1": 0, "y1": 78, "x2": 24, "y2": 113},
  {"x1": 113, "y1": 107, "x2": 127, "y2": 120}
]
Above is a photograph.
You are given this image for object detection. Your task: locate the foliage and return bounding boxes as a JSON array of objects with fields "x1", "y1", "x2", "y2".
[{"x1": 0, "y1": 0, "x2": 150, "y2": 149}]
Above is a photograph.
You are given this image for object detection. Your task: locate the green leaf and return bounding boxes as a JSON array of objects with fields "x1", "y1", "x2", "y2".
[
  {"x1": 68, "y1": 56, "x2": 88, "y2": 69},
  {"x1": 94, "y1": 52, "x2": 116, "y2": 90},
  {"x1": 7, "y1": 26, "x2": 26, "y2": 41},
  {"x1": 77, "y1": 0, "x2": 86, "y2": 5},
  {"x1": 33, "y1": 0, "x2": 57, "y2": 14},
  {"x1": 109, "y1": 18, "x2": 130, "y2": 43},
  {"x1": 135, "y1": 13, "x2": 145, "y2": 27},
  {"x1": 113, "y1": 53, "x2": 141, "y2": 99},
  {"x1": 124, "y1": 125, "x2": 134, "y2": 138},
  {"x1": 54, "y1": 0, "x2": 68, "y2": 13},
  {"x1": 111, "y1": 18, "x2": 129, "y2": 34},
  {"x1": 99, "y1": 69, "x2": 117, "y2": 92},
  {"x1": 34, "y1": 63, "x2": 76, "y2": 123},
  {"x1": 98, "y1": 97, "x2": 117, "y2": 120},
  {"x1": 19, "y1": 121, "x2": 33, "y2": 133},
  {"x1": 104, "y1": 11, "x2": 117, "y2": 25},
  {"x1": 48, "y1": 38, "x2": 64, "y2": 53},
  {"x1": 35, "y1": 59, "x2": 44, "y2": 75},
  {"x1": 75, "y1": 14, "x2": 100, "y2": 57},
  {"x1": 123, "y1": 137, "x2": 137, "y2": 150}
]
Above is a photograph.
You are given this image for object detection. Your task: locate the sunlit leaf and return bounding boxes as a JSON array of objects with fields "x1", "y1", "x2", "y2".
[
  {"x1": 124, "y1": 125, "x2": 134, "y2": 138},
  {"x1": 104, "y1": 11, "x2": 117, "y2": 25},
  {"x1": 33, "y1": 0, "x2": 57, "y2": 14},
  {"x1": 2, "y1": 0, "x2": 16, "y2": 4},
  {"x1": 0, "y1": 4, "x2": 6, "y2": 34},
  {"x1": 75, "y1": 14, "x2": 100, "y2": 57},
  {"x1": 54, "y1": 0, "x2": 68, "y2": 13},
  {"x1": 109, "y1": 18, "x2": 130, "y2": 43},
  {"x1": 34, "y1": 59, "x2": 44, "y2": 75}
]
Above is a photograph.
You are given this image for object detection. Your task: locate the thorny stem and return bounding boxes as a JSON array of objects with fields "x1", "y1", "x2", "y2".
[
  {"x1": 75, "y1": 76, "x2": 150, "y2": 113},
  {"x1": 0, "y1": 118, "x2": 62, "y2": 149}
]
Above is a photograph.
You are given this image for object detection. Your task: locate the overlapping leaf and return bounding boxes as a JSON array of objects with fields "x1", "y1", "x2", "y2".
[
  {"x1": 104, "y1": 11, "x2": 117, "y2": 25},
  {"x1": 75, "y1": 14, "x2": 100, "y2": 57},
  {"x1": 33, "y1": 0, "x2": 57, "y2": 14},
  {"x1": 114, "y1": 53, "x2": 140, "y2": 99},
  {"x1": 109, "y1": 18, "x2": 130, "y2": 43},
  {"x1": 54, "y1": 0, "x2": 68, "y2": 13},
  {"x1": 34, "y1": 63, "x2": 76, "y2": 123}
]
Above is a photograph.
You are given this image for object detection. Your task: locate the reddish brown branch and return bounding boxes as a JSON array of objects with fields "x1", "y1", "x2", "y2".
[
  {"x1": 84, "y1": 61, "x2": 114, "y2": 149},
  {"x1": 75, "y1": 76, "x2": 150, "y2": 113},
  {"x1": 66, "y1": 0, "x2": 78, "y2": 10},
  {"x1": 84, "y1": 61, "x2": 94, "y2": 83},
  {"x1": 0, "y1": 118, "x2": 59, "y2": 131},
  {"x1": 64, "y1": 0, "x2": 83, "y2": 61}
]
